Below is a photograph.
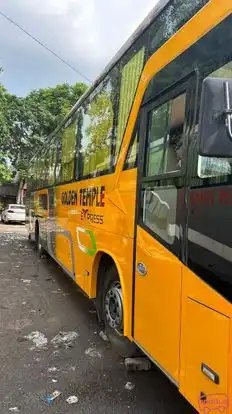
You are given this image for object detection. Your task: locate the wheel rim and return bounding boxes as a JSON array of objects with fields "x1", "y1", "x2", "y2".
[{"x1": 104, "y1": 281, "x2": 123, "y2": 335}]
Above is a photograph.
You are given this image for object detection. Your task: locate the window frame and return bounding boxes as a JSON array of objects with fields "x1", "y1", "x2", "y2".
[
  {"x1": 38, "y1": 193, "x2": 48, "y2": 211},
  {"x1": 141, "y1": 76, "x2": 192, "y2": 183},
  {"x1": 137, "y1": 73, "x2": 198, "y2": 258}
]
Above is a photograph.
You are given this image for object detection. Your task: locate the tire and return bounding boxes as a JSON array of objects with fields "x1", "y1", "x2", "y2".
[
  {"x1": 101, "y1": 265, "x2": 138, "y2": 358},
  {"x1": 35, "y1": 222, "x2": 47, "y2": 256},
  {"x1": 35, "y1": 222, "x2": 42, "y2": 253}
]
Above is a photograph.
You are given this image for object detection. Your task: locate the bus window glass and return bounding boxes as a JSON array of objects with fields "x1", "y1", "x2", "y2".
[
  {"x1": 55, "y1": 131, "x2": 62, "y2": 183},
  {"x1": 198, "y1": 156, "x2": 232, "y2": 178},
  {"x1": 142, "y1": 185, "x2": 178, "y2": 245},
  {"x1": 146, "y1": 94, "x2": 186, "y2": 176},
  {"x1": 124, "y1": 131, "x2": 139, "y2": 169},
  {"x1": 149, "y1": 0, "x2": 209, "y2": 56},
  {"x1": 38, "y1": 193, "x2": 48, "y2": 210},
  {"x1": 46, "y1": 144, "x2": 56, "y2": 186},
  {"x1": 146, "y1": 102, "x2": 170, "y2": 176},
  {"x1": 198, "y1": 61, "x2": 232, "y2": 178},
  {"x1": 116, "y1": 48, "x2": 144, "y2": 161},
  {"x1": 37, "y1": 150, "x2": 46, "y2": 189},
  {"x1": 61, "y1": 114, "x2": 78, "y2": 182},
  {"x1": 78, "y1": 77, "x2": 115, "y2": 177}
]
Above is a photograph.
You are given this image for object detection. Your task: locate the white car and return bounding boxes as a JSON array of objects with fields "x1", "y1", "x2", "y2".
[{"x1": 1, "y1": 204, "x2": 26, "y2": 224}]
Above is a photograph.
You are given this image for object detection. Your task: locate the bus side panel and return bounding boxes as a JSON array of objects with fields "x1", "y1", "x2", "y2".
[
  {"x1": 117, "y1": 169, "x2": 137, "y2": 239},
  {"x1": 180, "y1": 266, "x2": 231, "y2": 412},
  {"x1": 54, "y1": 171, "x2": 136, "y2": 335},
  {"x1": 55, "y1": 184, "x2": 86, "y2": 291}
]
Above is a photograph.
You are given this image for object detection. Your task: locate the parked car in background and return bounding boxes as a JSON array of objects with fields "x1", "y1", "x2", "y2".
[{"x1": 1, "y1": 204, "x2": 26, "y2": 224}]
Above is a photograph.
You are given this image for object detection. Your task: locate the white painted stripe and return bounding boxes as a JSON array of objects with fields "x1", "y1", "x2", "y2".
[
  {"x1": 154, "y1": 223, "x2": 231, "y2": 263},
  {"x1": 188, "y1": 228, "x2": 232, "y2": 263}
]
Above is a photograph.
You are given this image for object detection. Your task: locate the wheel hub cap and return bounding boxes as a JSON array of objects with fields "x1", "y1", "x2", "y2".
[{"x1": 105, "y1": 282, "x2": 123, "y2": 333}]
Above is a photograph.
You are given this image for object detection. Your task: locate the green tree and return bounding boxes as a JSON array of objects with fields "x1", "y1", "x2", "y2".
[
  {"x1": 0, "y1": 153, "x2": 12, "y2": 184},
  {"x1": 0, "y1": 79, "x2": 88, "y2": 202},
  {"x1": 26, "y1": 82, "x2": 87, "y2": 126},
  {"x1": 0, "y1": 77, "x2": 13, "y2": 183}
]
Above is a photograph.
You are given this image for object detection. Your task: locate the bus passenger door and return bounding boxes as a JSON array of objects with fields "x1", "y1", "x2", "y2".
[{"x1": 133, "y1": 82, "x2": 192, "y2": 384}]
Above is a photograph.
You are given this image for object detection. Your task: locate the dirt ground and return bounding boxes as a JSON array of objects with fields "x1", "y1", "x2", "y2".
[{"x1": 0, "y1": 223, "x2": 196, "y2": 413}]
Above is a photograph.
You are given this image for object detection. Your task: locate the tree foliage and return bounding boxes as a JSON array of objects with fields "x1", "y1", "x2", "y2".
[
  {"x1": 0, "y1": 80, "x2": 88, "y2": 188},
  {"x1": 0, "y1": 153, "x2": 12, "y2": 184}
]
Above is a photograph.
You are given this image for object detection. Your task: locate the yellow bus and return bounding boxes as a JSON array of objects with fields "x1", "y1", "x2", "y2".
[{"x1": 27, "y1": 1, "x2": 232, "y2": 412}]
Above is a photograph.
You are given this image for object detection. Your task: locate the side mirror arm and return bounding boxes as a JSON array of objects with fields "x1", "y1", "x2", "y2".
[{"x1": 224, "y1": 81, "x2": 232, "y2": 139}]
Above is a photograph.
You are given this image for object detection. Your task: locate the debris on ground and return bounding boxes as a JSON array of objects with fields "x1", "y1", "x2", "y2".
[
  {"x1": 51, "y1": 379, "x2": 58, "y2": 383},
  {"x1": 0, "y1": 304, "x2": 9, "y2": 309},
  {"x1": 66, "y1": 395, "x2": 79, "y2": 404},
  {"x1": 9, "y1": 408, "x2": 19, "y2": 412},
  {"x1": 17, "y1": 336, "x2": 28, "y2": 343},
  {"x1": 124, "y1": 357, "x2": 152, "y2": 372},
  {"x1": 48, "y1": 367, "x2": 58, "y2": 373},
  {"x1": 43, "y1": 390, "x2": 61, "y2": 405},
  {"x1": 84, "y1": 347, "x2": 102, "y2": 358},
  {"x1": 20, "y1": 279, "x2": 31, "y2": 285},
  {"x1": 99, "y1": 330, "x2": 109, "y2": 342},
  {"x1": 24, "y1": 331, "x2": 48, "y2": 349},
  {"x1": 52, "y1": 350, "x2": 59, "y2": 357},
  {"x1": 51, "y1": 331, "x2": 79, "y2": 348},
  {"x1": 124, "y1": 382, "x2": 135, "y2": 391}
]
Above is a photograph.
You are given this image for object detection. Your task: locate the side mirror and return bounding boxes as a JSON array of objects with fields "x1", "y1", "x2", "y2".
[{"x1": 199, "y1": 77, "x2": 232, "y2": 157}]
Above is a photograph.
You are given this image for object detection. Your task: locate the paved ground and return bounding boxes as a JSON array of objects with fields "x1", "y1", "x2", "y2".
[{"x1": 0, "y1": 223, "x2": 197, "y2": 414}]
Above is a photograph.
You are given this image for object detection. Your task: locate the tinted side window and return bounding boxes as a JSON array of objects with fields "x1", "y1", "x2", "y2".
[
  {"x1": 54, "y1": 131, "x2": 62, "y2": 184},
  {"x1": 140, "y1": 88, "x2": 188, "y2": 251},
  {"x1": 124, "y1": 130, "x2": 139, "y2": 170},
  {"x1": 146, "y1": 94, "x2": 186, "y2": 176},
  {"x1": 148, "y1": 0, "x2": 209, "y2": 57},
  {"x1": 39, "y1": 194, "x2": 48, "y2": 210},
  {"x1": 117, "y1": 48, "x2": 145, "y2": 161},
  {"x1": 78, "y1": 73, "x2": 118, "y2": 178},
  {"x1": 60, "y1": 113, "x2": 78, "y2": 183},
  {"x1": 46, "y1": 144, "x2": 57, "y2": 186}
]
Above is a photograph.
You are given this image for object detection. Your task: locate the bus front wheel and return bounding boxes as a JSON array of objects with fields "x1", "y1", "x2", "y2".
[{"x1": 102, "y1": 265, "x2": 138, "y2": 358}]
